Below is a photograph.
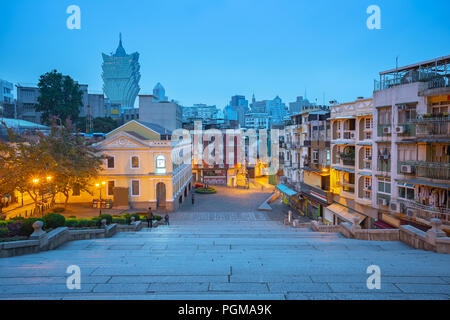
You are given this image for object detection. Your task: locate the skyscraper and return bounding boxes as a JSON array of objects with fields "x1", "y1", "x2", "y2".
[{"x1": 102, "y1": 34, "x2": 141, "y2": 110}]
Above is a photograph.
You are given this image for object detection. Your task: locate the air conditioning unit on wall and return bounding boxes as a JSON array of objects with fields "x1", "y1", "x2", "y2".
[
  {"x1": 406, "y1": 208, "x2": 416, "y2": 217},
  {"x1": 390, "y1": 202, "x2": 398, "y2": 212},
  {"x1": 396, "y1": 126, "x2": 405, "y2": 134},
  {"x1": 383, "y1": 127, "x2": 391, "y2": 134},
  {"x1": 401, "y1": 165, "x2": 413, "y2": 174}
]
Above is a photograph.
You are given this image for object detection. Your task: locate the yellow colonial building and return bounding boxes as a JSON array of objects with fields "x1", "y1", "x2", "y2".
[{"x1": 60, "y1": 120, "x2": 192, "y2": 211}]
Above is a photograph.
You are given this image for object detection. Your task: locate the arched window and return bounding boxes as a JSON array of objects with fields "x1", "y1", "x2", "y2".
[{"x1": 156, "y1": 154, "x2": 166, "y2": 174}]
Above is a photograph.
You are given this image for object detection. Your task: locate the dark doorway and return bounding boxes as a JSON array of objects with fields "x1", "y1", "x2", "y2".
[{"x1": 156, "y1": 182, "x2": 166, "y2": 208}]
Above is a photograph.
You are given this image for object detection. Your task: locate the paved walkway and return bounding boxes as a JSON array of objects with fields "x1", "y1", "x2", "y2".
[{"x1": 0, "y1": 187, "x2": 449, "y2": 300}]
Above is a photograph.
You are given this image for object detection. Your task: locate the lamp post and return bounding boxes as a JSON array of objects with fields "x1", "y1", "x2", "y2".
[
  {"x1": 32, "y1": 176, "x2": 52, "y2": 217},
  {"x1": 95, "y1": 181, "x2": 106, "y2": 216}
]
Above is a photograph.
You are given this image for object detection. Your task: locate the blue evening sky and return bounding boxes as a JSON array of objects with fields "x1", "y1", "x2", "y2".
[{"x1": 0, "y1": 0, "x2": 449, "y2": 108}]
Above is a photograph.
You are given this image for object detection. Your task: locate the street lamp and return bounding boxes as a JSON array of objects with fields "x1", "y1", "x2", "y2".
[
  {"x1": 32, "y1": 176, "x2": 52, "y2": 217},
  {"x1": 96, "y1": 181, "x2": 106, "y2": 216}
]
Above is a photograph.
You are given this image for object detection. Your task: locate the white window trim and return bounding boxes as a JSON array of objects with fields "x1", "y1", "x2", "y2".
[
  {"x1": 378, "y1": 178, "x2": 391, "y2": 195},
  {"x1": 106, "y1": 155, "x2": 115, "y2": 169},
  {"x1": 130, "y1": 179, "x2": 140, "y2": 197},
  {"x1": 130, "y1": 155, "x2": 140, "y2": 169},
  {"x1": 398, "y1": 186, "x2": 415, "y2": 201},
  {"x1": 155, "y1": 154, "x2": 167, "y2": 174}
]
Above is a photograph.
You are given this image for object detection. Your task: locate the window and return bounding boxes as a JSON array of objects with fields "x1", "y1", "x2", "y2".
[
  {"x1": 364, "y1": 177, "x2": 371, "y2": 189},
  {"x1": 365, "y1": 118, "x2": 372, "y2": 129},
  {"x1": 312, "y1": 150, "x2": 319, "y2": 163},
  {"x1": 131, "y1": 156, "x2": 139, "y2": 169},
  {"x1": 156, "y1": 155, "x2": 166, "y2": 174},
  {"x1": 131, "y1": 180, "x2": 140, "y2": 196},
  {"x1": 365, "y1": 147, "x2": 372, "y2": 160},
  {"x1": 107, "y1": 181, "x2": 115, "y2": 196},
  {"x1": 378, "y1": 178, "x2": 391, "y2": 194},
  {"x1": 398, "y1": 186, "x2": 414, "y2": 200},
  {"x1": 106, "y1": 156, "x2": 115, "y2": 169}
]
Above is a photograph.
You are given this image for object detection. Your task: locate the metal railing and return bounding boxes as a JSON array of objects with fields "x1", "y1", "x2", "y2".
[
  {"x1": 398, "y1": 161, "x2": 450, "y2": 180},
  {"x1": 414, "y1": 118, "x2": 450, "y2": 137},
  {"x1": 377, "y1": 159, "x2": 391, "y2": 172}
]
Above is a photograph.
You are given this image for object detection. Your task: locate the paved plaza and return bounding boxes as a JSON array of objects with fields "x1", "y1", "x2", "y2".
[{"x1": 0, "y1": 187, "x2": 449, "y2": 300}]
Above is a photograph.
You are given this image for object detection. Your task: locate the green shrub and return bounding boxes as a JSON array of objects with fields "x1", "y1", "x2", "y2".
[
  {"x1": 65, "y1": 219, "x2": 80, "y2": 228},
  {"x1": 0, "y1": 227, "x2": 10, "y2": 238},
  {"x1": 20, "y1": 218, "x2": 45, "y2": 237},
  {"x1": 0, "y1": 221, "x2": 8, "y2": 227},
  {"x1": 195, "y1": 187, "x2": 217, "y2": 194},
  {"x1": 112, "y1": 218, "x2": 127, "y2": 224},
  {"x1": 52, "y1": 207, "x2": 65, "y2": 213},
  {"x1": 98, "y1": 214, "x2": 112, "y2": 225},
  {"x1": 125, "y1": 213, "x2": 141, "y2": 224},
  {"x1": 154, "y1": 215, "x2": 162, "y2": 221},
  {"x1": 78, "y1": 219, "x2": 97, "y2": 228},
  {"x1": 67, "y1": 215, "x2": 77, "y2": 219},
  {"x1": 43, "y1": 213, "x2": 66, "y2": 229}
]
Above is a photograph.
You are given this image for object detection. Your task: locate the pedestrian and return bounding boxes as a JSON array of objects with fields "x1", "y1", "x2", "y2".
[
  {"x1": 192, "y1": 193, "x2": 195, "y2": 205},
  {"x1": 147, "y1": 207, "x2": 153, "y2": 228},
  {"x1": 164, "y1": 214, "x2": 169, "y2": 226}
]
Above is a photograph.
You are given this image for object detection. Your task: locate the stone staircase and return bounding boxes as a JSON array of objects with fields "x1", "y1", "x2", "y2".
[{"x1": 0, "y1": 217, "x2": 449, "y2": 300}]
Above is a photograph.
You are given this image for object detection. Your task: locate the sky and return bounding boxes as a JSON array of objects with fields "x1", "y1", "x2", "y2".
[{"x1": 0, "y1": 0, "x2": 449, "y2": 108}]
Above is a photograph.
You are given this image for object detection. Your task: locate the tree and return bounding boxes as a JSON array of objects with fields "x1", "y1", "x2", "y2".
[
  {"x1": 93, "y1": 117, "x2": 121, "y2": 133},
  {"x1": 45, "y1": 121, "x2": 104, "y2": 207},
  {"x1": 0, "y1": 120, "x2": 104, "y2": 211},
  {"x1": 76, "y1": 116, "x2": 121, "y2": 134},
  {"x1": 36, "y1": 70, "x2": 84, "y2": 125}
]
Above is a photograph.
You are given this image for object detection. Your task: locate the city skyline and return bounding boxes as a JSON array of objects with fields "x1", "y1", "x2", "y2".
[{"x1": 0, "y1": 0, "x2": 449, "y2": 108}]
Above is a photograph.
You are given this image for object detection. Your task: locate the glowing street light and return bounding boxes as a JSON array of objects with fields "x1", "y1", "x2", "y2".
[{"x1": 96, "y1": 181, "x2": 106, "y2": 216}]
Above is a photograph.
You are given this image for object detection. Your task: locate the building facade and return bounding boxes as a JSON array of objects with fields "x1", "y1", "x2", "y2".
[
  {"x1": 280, "y1": 106, "x2": 333, "y2": 221},
  {"x1": 372, "y1": 55, "x2": 450, "y2": 229},
  {"x1": 0, "y1": 80, "x2": 15, "y2": 118},
  {"x1": 139, "y1": 95, "x2": 182, "y2": 132},
  {"x1": 59, "y1": 120, "x2": 192, "y2": 211},
  {"x1": 327, "y1": 98, "x2": 375, "y2": 227}
]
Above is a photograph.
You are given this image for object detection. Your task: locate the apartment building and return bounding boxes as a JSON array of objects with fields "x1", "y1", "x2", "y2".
[
  {"x1": 373, "y1": 55, "x2": 450, "y2": 229},
  {"x1": 279, "y1": 106, "x2": 333, "y2": 221},
  {"x1": 325, "y1": 98, "x2": 376, "y2": 227}
]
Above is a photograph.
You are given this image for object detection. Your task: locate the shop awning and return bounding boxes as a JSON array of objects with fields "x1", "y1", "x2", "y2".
[
  {"x1": 325, "y1": 203, "x2": 366, "y2": 225},
  {"x1": 332, "y1": 166, "x2": 355, "y2": 173},
  {"x1": 358, "y1": 171, "x2": 372, "y2": 177},
  {"x1": 276, "y1": 184, "x2": 297, "y2": 197}
]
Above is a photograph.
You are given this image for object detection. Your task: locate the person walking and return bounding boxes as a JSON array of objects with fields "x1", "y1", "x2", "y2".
[
  {"x1": 147, "y1": 207, "x2": 153, "y2": 228},
  {"x1": 191, "y1": 193, "x2": 195, "y2": 205},
  {"x1": 164, "y1": 214, "x2": 169, "y2": 226}
]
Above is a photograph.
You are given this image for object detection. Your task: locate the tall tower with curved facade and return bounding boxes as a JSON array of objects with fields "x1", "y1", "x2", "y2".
[{"x1": 102, "y1": 34, "x2": 141, "y2": 110}]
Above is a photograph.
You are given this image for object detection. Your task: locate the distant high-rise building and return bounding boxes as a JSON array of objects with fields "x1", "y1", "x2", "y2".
[
  {"x1": 153, "y1": 83, "x2": 168, "y2": 102},
  {"x1": 0, "y1": 79, "x2": 15, "y2": 118},
  {"x1": 289, "y1": 96, "x2": 315, "y2": 114},
  {"x1": 226, "y1": 95, "x2": 248, "y2": 127},
  {"x1": 102, "y1": 34, "x2": 141, "y2": 110}
]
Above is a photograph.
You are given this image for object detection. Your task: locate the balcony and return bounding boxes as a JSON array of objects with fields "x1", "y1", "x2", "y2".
[
  {"x1": 377, "y1": 124, "x2": 392, "y2": 137},
  {"x1": 413, "y1": 117, "x2": 450, "y2": 138},
  {"x1": 337, "y1": 181, "x2": 355, "y2": 193},
  {"x1": 377, "y1": 159, "x2": 391, "y2": 172},
  {"x1": 398, "y1": 199, "x2": 450, "y2": 226},
  {"x1": 398, "y1": 161, "x2": 450, "y2": 180},
  {"x1": 395, "y1": 123, "x2": 416, "y2": 137},
  {"x1": 343, "y1": 130, "x2": 356, "y2": 140}
]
